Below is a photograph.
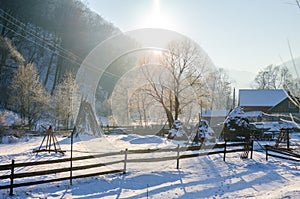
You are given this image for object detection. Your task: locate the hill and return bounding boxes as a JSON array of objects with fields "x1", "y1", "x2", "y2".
[
  {"x1": 0, "y1": 0, "x2": 120, "y2": 105},
  {"x1": 225, "y1": 68, "x2": 256, "y2": 89}
]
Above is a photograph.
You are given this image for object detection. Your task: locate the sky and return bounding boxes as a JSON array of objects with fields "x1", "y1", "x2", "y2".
[{"x1": 84, "y1": 0, "x2": 300, "y2": 86}]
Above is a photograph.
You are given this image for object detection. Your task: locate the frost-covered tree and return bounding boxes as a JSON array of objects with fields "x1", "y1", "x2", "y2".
[
  {"x1": 129, "y1": 87, "x2": 154, "y2": 127},
  {"x1": 142, "y1": 39, "x2": 213, "y2": 128},
  {"x1": 207, "y1": 68, "x2": 232, "y2": 110},
  {"x1": 253, "y1": 65, "x2": 293, "y2": 90},
  {"x1": 52, "y1": 71, "x2": 79, "y2": 129},
  {"x1": 280, "y1": 66, "x2": 296, "y2": 91},
  {"x1": 0, "y1": 36, "x2": 25, "y2": 107},
  {"x1": 253, "y1": 65, "x2": 280, "y2": 89},
  {"x1": 9, "y1": 63, "x2": 50, "y2": 128}
]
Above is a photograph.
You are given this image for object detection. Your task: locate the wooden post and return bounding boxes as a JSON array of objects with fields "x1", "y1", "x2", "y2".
[
  {"x1": 266, "y1": 146, "x2": 268, "y2": 161},
  {"x1": 52, "y1": 134, "x2": 57, "y2": 153},
  {"x1": 123, "y1": 148, "x2": 128, "y2": 174},
  {"x1": 70, "y1": 127, "x2": 74, "y2": 186},
  {"x1": 9, "y1": 159, "x2": 15, "y2": 196},
  {"x1": 223, "y1": 140, "x2": 227, "y2": 161},
  {"x1": 250, "y1": 140, "x2": 254, "y2": 159},
  {"x1": 45, "y1": 133, "x2": 50, "y2": 151},
  {"x1": 176, "y1": 144, "x2": 180, "y2": 169},
  {"x1": 287, "y1": 130, "x2": 290, "y2": 149},
  {"x1": 147, "y1": 184, "x2": 149, "y2": 199},
  {"x1": 36, "y1": 134, "x2": 47, "y2": 155},
  {"x1": 48, "y1": 133, "x2": 52, "y2": 153}
]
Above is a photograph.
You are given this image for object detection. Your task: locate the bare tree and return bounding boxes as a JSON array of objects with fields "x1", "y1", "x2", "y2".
[
  {"x1": 142, "y1": 39, "x2": 212, "y2": 128},
  {"x1": 9, "y1": 63, "x2": 50, "y2": 128},
  {"x1": 253, "y1": 64, "x2": 294, "y2": 90},
  {"x1": 280, "y1": 66, "x2": 294, "y2": 90},
  {"x1": 253, "y1": 65, "x2": 280, "y2": 89},
  {"x1": 129, "y1": 87, "x2": 156, "y2": 127}
]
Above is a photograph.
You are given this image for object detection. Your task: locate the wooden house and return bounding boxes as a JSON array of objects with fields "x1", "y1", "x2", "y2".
[{"x1": 238, "y1": 89, "x2": 299, "y2": 118}]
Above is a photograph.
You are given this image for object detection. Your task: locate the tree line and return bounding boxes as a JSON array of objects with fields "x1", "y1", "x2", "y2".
[
  {"x1": 8, "y1": 54, "x2": 79, "y2": 129},
  {"x1": 252, "y1": 64, "x2": 299, "y2": 97}
]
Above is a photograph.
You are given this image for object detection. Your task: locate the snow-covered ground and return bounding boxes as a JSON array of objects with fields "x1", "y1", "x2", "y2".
[{"x1": 0, "y1": 134, "x2": 300, "y2": 199}]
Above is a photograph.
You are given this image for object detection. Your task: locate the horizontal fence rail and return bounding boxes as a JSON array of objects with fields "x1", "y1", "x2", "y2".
[
  {"x1": 265, "y1": 145, "x2": 300, "y2": 162},
  {"x1": 0, "y1": 141, "x2": 253, "y2": 196}
]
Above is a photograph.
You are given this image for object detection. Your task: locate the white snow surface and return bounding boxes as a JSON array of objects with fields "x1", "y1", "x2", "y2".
[
  {"x1": 253, "y1": 121, "x2": 300, "y2": 132},
  {"x1": 0, "y1": 134, "x2": 300, "y2": 199}
]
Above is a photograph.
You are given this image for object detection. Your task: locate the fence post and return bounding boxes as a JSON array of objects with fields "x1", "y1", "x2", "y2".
[
  {"x1": 123, "y1": 148, "x2": 128, "y2": 174},
  {"x1": 250, "y1": 140, "x2": 254, "y2": 159},
  {"x1": 9, "y1": 159, "x2": 15, "y2": 196},
  {"x1": 176, "y1": 144, "x2": 180, "y2": 169},
  {"x1": 287, "y1": 130, "x2": 290, "y2": 149},
  {"x1": 70, "y1": 128, "x2": 74, "y2": 186},
  {"x1": 266, "y1": 146, "x2": 268, "y2": 161},
  {"x1": 223, "y1": 140, "x2": 227, "y2": 161}
]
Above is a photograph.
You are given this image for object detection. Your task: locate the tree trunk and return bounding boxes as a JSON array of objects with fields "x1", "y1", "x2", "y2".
[
  {"x1": 44, "y1": 34, "x2": 58, "y2": 86},
  {"x1": 174, "y1": 94, "x2": 180, "y2": 120},
  {"x1": 164, "y1": 106, "x2": 174, "y2": 129},
  {"x1": 51, "y1": 58, "x2": 61, "y2": 94}
]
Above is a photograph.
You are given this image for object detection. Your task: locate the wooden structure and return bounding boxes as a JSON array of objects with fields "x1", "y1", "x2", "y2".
[
  {"x1": 265, "y1": 145, "x2": 300, "y2": 162},
  {"x1": 74, "y1": 99, "x2": 103, "y2": 137},
  {"x1": 33, "y1": 126, "x2": 65, "y2": 155},
  {"x1": 275, "y1": 128, "x2": 291, "y2": 149},
  {"x1": 1, "y1": 141, "x2": 253, "y2": 195},
  {"x1": 240, "y1": 140, "x2": 252, "y2": 159}
]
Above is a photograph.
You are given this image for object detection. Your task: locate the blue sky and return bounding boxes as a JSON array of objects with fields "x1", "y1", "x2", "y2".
[{"x1": 85, "y1": 0, "x2": 300, "y2": 76}]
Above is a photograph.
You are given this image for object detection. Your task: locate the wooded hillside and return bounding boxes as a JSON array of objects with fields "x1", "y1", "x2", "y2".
[{"x1": 0, "y1": 0, "x2": 120, "y2": 106}]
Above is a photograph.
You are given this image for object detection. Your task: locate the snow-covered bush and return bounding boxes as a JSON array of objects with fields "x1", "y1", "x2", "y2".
[
  {"x1": 167, "y1": 120, "x2": 188, "y2": 140},
  {"x1": 0, "y1": 110, "x2": 30, "y2": 144},
  {"x1": 222, "y1": 107, "x2": 251, "y2": 141},
  {"x1": 193, "y1": 120, "x2": 216, "y2": 144}
]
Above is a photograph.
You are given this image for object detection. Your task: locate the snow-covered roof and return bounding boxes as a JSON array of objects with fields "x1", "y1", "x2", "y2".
[
  {"x1": 239, "y1": 89, "x2": 288, "y2": 107},
  {"x1": 243, "y1": 111, "x2": 262, "y2": 117},
  {"x1": 202, "y1": 110, "x2": 230, "y2": 117}
]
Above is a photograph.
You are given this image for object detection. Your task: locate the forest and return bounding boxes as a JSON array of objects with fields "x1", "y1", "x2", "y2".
[{"x1": 0, "y1": 0, "x2": 123, "y2": 127}]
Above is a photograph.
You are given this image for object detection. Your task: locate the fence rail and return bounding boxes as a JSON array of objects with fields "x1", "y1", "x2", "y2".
[
  {"x1": 0, "y1": 141, "x2": 253, "y2": 196},
  {"x1": 265, "y1": 145, "x2": 300, "y2": 162}
]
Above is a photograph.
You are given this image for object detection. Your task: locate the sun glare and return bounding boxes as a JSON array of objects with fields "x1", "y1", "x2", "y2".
[{"x1": 139, "y1": 0, "x2": 174, "y2": 30}]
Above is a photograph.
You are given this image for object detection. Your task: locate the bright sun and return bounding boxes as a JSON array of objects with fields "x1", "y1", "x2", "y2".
[{"x1": 140, "y1": 0, "x2": 174, "y2": 29}]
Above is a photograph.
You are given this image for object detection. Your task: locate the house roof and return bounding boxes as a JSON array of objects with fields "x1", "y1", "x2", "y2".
[{"x1": 239, "y1": 89, "x2": 288, "y2": 107}]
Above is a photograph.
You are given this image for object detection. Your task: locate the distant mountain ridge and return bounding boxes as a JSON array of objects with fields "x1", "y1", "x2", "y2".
[
  {"x1": 224, "y1": 68, "x2": 256, "y2": 89},
  {"x1": 282, "y1": 56, "x2": 300, "y2": 78},
  {"x1": 224, "y1": 56, "x2": 300, "y2": 90}
]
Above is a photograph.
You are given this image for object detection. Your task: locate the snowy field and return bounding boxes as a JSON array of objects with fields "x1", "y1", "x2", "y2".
[{"x1": 1, "y1": 134, "x2": 300, "y2": 199}]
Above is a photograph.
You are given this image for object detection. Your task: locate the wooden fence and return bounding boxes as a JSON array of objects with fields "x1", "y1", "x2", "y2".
[
  {"x1": 265, "y1": 145, "x2": 300, "y2": 162},
  {"x1": 0, "y1": 141, "x2": 253, "y2": 196}
]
